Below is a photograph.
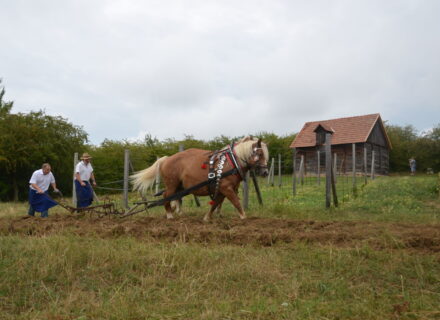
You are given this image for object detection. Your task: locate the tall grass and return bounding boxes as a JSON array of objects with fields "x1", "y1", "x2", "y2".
[
  {"x1": 0, "y1": 236, "x2": 439, "y2": 319},
  {"x1": 0, "y1": 175, "x2": 439, "y2": 319},
  {"x1": 2, "y1": 176, "x2": 439, "y2": 223}
]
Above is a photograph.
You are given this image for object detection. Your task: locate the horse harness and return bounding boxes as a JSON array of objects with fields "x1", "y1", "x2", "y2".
[
  {"x1": 206, "y1": 142, "x2": 267, "y2": 201},
  {"x1": 206, "y1": 143, "x2": 244, "y2": 201},
  {"x1": 139, "y1": 143, "x2": 266, "y2": 208}
]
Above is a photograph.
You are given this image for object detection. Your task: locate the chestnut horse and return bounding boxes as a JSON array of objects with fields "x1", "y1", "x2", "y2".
[{"x1": 131, "y1": 136, "x2": 269, "y2": 221}]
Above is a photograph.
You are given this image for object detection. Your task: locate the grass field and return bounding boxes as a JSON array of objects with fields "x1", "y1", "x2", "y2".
[{"x1": 0, "y1": 175, "x2": 439, "y2": 319}]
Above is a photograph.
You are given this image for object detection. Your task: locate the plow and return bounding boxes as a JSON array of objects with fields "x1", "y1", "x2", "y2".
[
  {"x1": 52, "y1": 170, "x2": 235, "y2": 218},
  {"x1": 50, "y1": 191, "x2": 130, "y2": 218},
  {"x1": 51, "y1": 189, "x2": 187, "y2": 218}
]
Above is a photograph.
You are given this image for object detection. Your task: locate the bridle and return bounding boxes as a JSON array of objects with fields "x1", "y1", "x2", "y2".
[{"x1": 241, "y1": 146, "x2": 268, "y2": 173}]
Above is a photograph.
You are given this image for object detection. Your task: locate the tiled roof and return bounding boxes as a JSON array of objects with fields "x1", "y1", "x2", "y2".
[{"x1": 290, "y1": 113, "x2": 390, "y2": 148}]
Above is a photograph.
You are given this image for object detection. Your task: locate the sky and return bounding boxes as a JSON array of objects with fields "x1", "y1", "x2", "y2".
[{"x1": 1, "y1": 0, "x2": 439, "y2": 145}]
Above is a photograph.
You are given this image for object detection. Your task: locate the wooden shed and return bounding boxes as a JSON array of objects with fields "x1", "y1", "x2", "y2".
[{"x1": 290, "y1": 114, "x2": 392, "y2": 175}]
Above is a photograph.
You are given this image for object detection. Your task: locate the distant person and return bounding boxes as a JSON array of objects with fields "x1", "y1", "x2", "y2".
[
  {"x1": 28, "y1": 163, "x2": 59, "y2": 217},
  {"x1": 75, "y1": 153, "x2": 97, "y2": 208},
  {"x1": 409, "y1": 157, "x2": 416, "y2": 176}
]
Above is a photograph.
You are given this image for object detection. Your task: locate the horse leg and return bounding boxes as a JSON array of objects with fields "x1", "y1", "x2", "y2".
[
  {"x1": 164, "y1": 202, "x2": 174, "y2": 219},
  {"x1": 171, "y1": 199, "x2": 183, "y2": 215},
  {"x1": 214, "y1": 200, "x2": 224, "y2": 217},
  {"x1": 220, "y1": 185, "x2": 239, "y2": 217},
  {"x1": 222, "y1": 187, "x2": 246, "y2": 219},
  {"x1": 203, "y1": 195, "x2": 225, "y2": 222},
  {"x1": 163, "y1": 190, "x2": 177, "y2": 219}
]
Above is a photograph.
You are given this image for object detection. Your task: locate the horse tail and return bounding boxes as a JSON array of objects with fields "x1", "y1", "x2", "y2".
[{"x1": 131, "y1": 156, "x2": 168, "y2": 194}]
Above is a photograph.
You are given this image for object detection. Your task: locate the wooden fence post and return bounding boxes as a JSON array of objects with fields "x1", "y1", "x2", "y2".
[
  {"x1": 123, "y1": 149, "x2": 130, "y2": 209},
  {"x1": 250, "y1": 170, "x2": 263, "y2": 205},
  {"x1": 331, "y1": 155, "x2": 339, "y2": 207},
  {"x1": 363, "y1": 146, "x2": 368, "y2": 185},
  {"x1": 371, "y1": 150, "x2": 375, "y2": 180},
  {"x1": 243, "y1": 171, "x2": 250, "y2": 209},
  {"x1": 268, "y1": 157, "x2": 274, "y2": 186},
  {"x1": 325, "y1": 133, "x2": 332, "y2": 208},
  {"x1": 277, "y1": 154, "x2": 282, "y2": 187},
  {"x1": 72, "y1": 153, "x2": 78, "y2": 207},
  {"x1": 333, "y1": 153, "x2": 337, "y2": 183},
  {"x1": 317, "y1": 150, "x2": 321, "y2": 186},
  {"x1": 270, "y1": 158, "x2": 275, "y2": 186},
  {"x1": 352, "y1": 143, "x2": 356, "y2": 192},
  {"x1": 299, "y1": 155, "x2": 304, "y2": 185},
  {"x1": 292, "y1": 148, "x2": 297, "y2": 195}
]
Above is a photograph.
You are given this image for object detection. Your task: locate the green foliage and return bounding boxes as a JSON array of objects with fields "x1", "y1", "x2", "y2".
[
  {"x1": 0, "y1": 79, "x2": 13, "y2": 117},
  {"x1": 386, "y1": 124, "x2": 417, "y2": 172},
  {"x1": 421, "y1": 124, "x2": 440, "y2": 172},
  {"x1": 386, "y1": 123, "x2": 440, "y2": 173},
  {"x1": 0, "y1": 111, "x2": 88, "y2": 201},
  {"x1": 89, "y1": 132, "x2": 297, "y2": 193},
  {"x1": 0, "y1": 81, "x2": 88, "y2": 200},
  {"x1": 255, "y1": 132, "x2": 297, "y2": 174}
]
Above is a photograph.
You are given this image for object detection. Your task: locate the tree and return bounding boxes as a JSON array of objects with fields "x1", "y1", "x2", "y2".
[
  {"x1": 386, "y1": 125, "x2": 418, "y2": 172},
  {"x1": 421, "y1": 124, "x2": 440, "y2": 172},
  {"x1": 0, "y1": 106, "x2": 88, "y2": 201},
  {"x1": 0, "y1": 79, "x2": 13, "y2": 117},
  {"x1": 255, "y1": 131, "x2": 297, "y2": 174}
]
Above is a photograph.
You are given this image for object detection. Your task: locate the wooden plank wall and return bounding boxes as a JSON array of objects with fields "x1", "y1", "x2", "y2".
[{"x1": 295, "y1": 143, "x2": 389, "y2": 176}]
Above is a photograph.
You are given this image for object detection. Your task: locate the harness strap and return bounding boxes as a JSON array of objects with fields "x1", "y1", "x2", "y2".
[
  {"x1": 228, "y1": 144, "x2": 245, "y2": 180},
  {"x1": 145, "y1": 168, "x2": 239, "y2": 208}
]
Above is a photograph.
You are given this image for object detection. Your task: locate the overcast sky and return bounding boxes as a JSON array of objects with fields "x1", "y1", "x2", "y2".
[{"x1": 1, "y1": 0, "x2": 439, "y2": 144}]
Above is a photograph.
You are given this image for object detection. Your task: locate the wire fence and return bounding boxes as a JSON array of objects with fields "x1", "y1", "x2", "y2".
[{"x1": 75, "y1": 150, "x2": 379, "y2": 216}]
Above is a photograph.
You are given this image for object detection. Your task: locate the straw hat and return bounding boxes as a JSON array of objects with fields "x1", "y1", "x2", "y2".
[{"x1": 80, "y1": 153, "x2": 92, "y2": 160}]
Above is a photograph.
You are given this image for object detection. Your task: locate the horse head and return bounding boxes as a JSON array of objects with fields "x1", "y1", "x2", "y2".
[
  {"x1": 235, "y1": 137, "x2": 269, "y2": 177},
  {"x1": 250, "y1": 138, "x2": 269, "y2": 177}
]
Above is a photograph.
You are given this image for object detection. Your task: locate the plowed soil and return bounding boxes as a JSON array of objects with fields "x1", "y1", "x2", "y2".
[{"x1": 1, "y1": 215, "x2": 439, "y2": 252}]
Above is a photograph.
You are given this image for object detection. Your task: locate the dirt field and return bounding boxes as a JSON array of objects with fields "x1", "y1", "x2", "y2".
[{"x1": 1, "y1": 214, "x2": 439, "y2": 253}]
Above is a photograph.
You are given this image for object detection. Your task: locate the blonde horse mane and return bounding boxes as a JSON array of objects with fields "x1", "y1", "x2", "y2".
[{"x1": 233, "y1": 136, "x2": 269, "y2": 166}]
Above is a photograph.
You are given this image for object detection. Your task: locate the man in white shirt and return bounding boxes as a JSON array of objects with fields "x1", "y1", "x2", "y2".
[
  {"x1": 28, "y1": 163, "x2": 59, "y2": 217},
  {"x1": 75, "y1": 153, "x2": 97, "y2": 207}
]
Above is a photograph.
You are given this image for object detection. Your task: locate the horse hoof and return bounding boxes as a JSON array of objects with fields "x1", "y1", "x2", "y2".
[{"x1": 166, "y1": 214, "x2": 174, "y2": 219}]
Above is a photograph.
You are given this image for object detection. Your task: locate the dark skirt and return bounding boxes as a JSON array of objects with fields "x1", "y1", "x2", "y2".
[
  {"x1": 75, "y1": 180, "x2": 93, "y2": 208},
  {"x1": 29, "y1": 189, "x2": 58, "y2": 212}
]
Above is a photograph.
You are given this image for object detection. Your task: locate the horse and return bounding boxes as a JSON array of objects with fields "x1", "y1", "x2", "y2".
[{"x1": 131, "y1": 136, "x2": 269, "y2": 221}]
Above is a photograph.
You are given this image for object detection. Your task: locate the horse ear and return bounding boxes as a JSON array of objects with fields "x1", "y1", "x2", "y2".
[{"x1": 257, "y1": 138, "x2": 262, "y2": 147}]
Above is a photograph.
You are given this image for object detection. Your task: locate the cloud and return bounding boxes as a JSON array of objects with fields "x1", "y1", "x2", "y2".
[{"x1": 1, "y1": 0, "x2": 439, "y2": 144}]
